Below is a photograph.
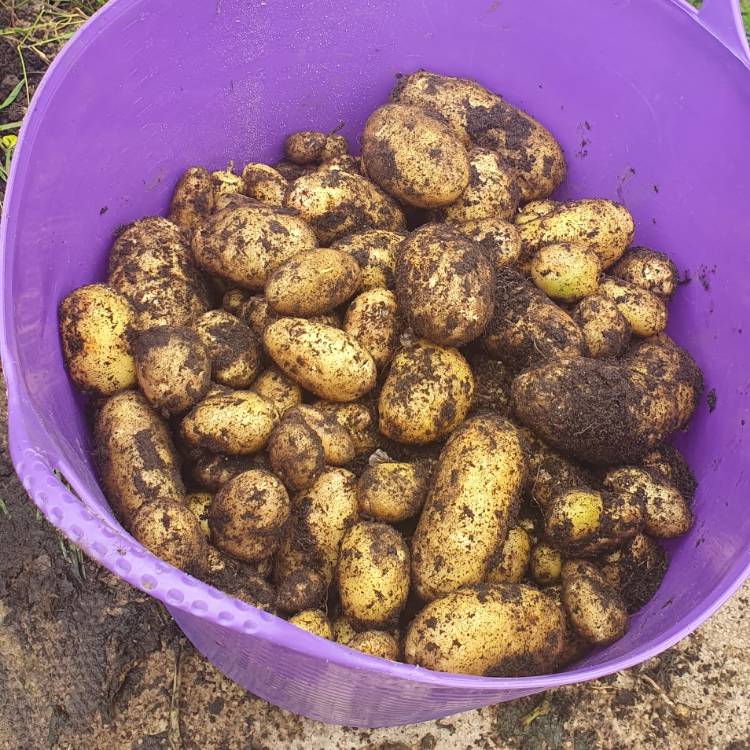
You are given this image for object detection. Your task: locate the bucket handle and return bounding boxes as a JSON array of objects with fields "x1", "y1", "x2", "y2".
[{"x1": 695, "y1": 0, "x2": 750, "y2": 63}]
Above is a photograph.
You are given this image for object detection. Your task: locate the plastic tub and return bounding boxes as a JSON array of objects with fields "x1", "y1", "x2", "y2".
[{"x1": 2, "y1": 0, "x2": 750, "y2": 728}]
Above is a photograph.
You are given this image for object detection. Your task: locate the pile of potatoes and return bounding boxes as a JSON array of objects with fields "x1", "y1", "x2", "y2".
[{"x1": 59, "y1": 70, "x2": 702, "y2": 677}]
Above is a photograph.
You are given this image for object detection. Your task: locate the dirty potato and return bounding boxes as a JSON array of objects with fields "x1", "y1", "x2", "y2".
[
  {"x1": 348, "y1": 631, "x2": 400, "y2": 660},
  {"x1": 241, "y1": 163, "x2": 288, "y2": 206},
  {"x1": 343, "y1": 288, "x2": 402, "y2": 369},
  {"x1": 312, "y1": 401, "x2": 379, "y2": 457},
  {"x1": 530, "y1": 243, "x2": 601, "y2": 303},
  {"x1": 222, "y1": 288, "x2": 252, "y2": 317},
  {"x1": 529, "y1": 542, "x2": 563, "y2": 585},
  {"x1": 168, "y1": 166, "x2": 214, "y2": 237},
  {"x1": 466, "y1": 350, "x2": 513, "y2": 415},
  {"x1": 611, "y1": 247, "x2": 678, "y2": 299},
  {"x1": 332, "y1": 230, "x2": 403, "y2": 290},
  {"x1": 485, "y1": 526, "x2": 532, "y2": 584},
  {"x1": 598, "y1": 277, "x2": 667, "y2": 337},
  {"x1": 357, "y1": 462, "x2": 431, "y2": 523},
  {"x1": 185, "y1": 491, "x2": 213, "y2": 536},
  {"x1": 288, "y1": 609, "x2": 333, "y2": 639},
  {"x1": 250, "y1": 366, "x2": 302, "y2": 416},
  {"x1": 573, "y1": 294, "x2": 631, "y2": 359},
  {"x1": 455, "y1": 218, "x2": 521, "y2": 271},
  {"x1": 641, "y1": 445, "x2": 696, "y2": 504},
  {"x1": 292, "y1": 404, "x2": 356, "y2": 465},
  {"x1": 189, "y1": 452, "x2": 259, "y2": 493},
  {"x1": 267, "y1": 410, "x2": 326, "y2": 492},
  {"x1": 275, "y1": 569, "x2": 326, "y2": 614},
  {"x1": 210, "y1": 165, "x2": 246, "y2": 202},
  {"x1": 332, "y1": 615, "x2": 358, "y2": 645},
  {"x1": 283, "y1": 131, "x2": 327, "y2": 164}
]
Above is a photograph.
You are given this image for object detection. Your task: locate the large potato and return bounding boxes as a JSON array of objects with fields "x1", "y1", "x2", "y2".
[
  {"x1": 361, "y1": 103, "x2": 470, "y2": 208},
  {"x1": 263, "y1": 318, "x2": 377, "y2": 402},
  {"x1": 59, "y1": 284, "x2": 137, "y2": 397},
  {"x1": 192, "y1": 204, "x2": 317, "y2": 290},
  {"x1": 357, "y1": 461, "x2": 431, "y2": 523},
  {"x1": 455, "y1": 218, "x2": 521, "y2": 271},
  {"x1": 378, "y1": 342, "x2": 474, "y2": 444},
  {"x1": 395, "y1": 223, "x2": 495, "y2": 347},
  {"x1": 332, "y1": 230, "x2": 403, "y2": 290},
  {"x1": 411, "y1": 414, "x2": 526, "y2": 600},
  {"x1": 343, "y1": 288, "x2": 402, "y2": 370},
  {"x1": 404, "y1": 583, "x2": 565, "y2": 676},
  {"x1": 168, "y1": 166, "x2": 214, "y2": 237}
]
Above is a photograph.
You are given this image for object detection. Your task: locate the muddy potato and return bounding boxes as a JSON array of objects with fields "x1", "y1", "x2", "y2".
[
  {"x1": 208, "y1": 469, "x2": 290, "y2": 562},
  {"x1": 95, "y1": 391, "x2": 185, "y2": 528},
  {"x1": 59, "y1": 284, "x2": 137, "y2": 397},
  {"x1": 337, "y1": 521, "x2": 410, "y2": 628},
  {"x1": 561, "y1": 560, "x2": 628, "y2": 646},
  {"x1": 275, "y1": 569, "x2": 326, "y2": 614},
  {"x1": 213, "y1": 193, "x2": 258, "y2": 212},
  {"x1": 642, "y1": 445, "x2": 696, "y2": 504},
  {"x1": 193, "y1": 204, "x2": 317, "y2": 290},
  {"x1": 541, "y1": 583, "x2": 592, "y2": 668},
  {"x1": 456, "y1": 218, "x2": 521, "y2": 271},
  {"x1": 241, "y1": 163, "x2": 288, "y2": 206},
  {"x1": 263, "y1": 318, "x2": 377, "y2": 402},
  {"x1": 412, "y1": 414, "x2": 526, "y2": 600},
  {"x1": 284, "y1": 167, "x2": 406, "y2": 244},
  {"x1": 378, "y1": 341, "x2": 474, "y2": 445},
  {"x1": 210, "y1": 165, "x2": 246, "y2": 202},
  {"x1": 357, "y1": 461, "x2": 431, "y2": 523},
  {"x1": 266, "y1": 249, "x2": 361, "y2": 316},
  {"x1": 321, "y1": 154, "x2": 361, "y2": 174},
  {"x1": 131, "y1": 499, "x2": 208, "y2": 573},
  {"x1": 181, "y1": 390, "x2": 278, "y2": 455},
  {"x1": 222, "y1": 288, "x2": 252, "y2": 317},
  {"x1": 573, "y1": 294, "x2": 631, "y2": 359},
  {"x1": 332, "y1": 615, "x2": 358, "y2": 645},
  {"x1": 250, "y1": 366, "x2": 302, "y2": 416},
  {"x1": 332, "y1": 230, "x2": 403, "y2": 290},
  {"x1": 530, "y1": 242, "x2": 601, "y2": 303},
  {"x1": 529, "y1": 542, "x2": 563, "y2": 585},
  {"x1": 293, "y1": 404, "x2": 356, "y2": 465},
  {"x1": 201, "y1": 548, "x2": 277, "y2": 611},
  {"x1": 189, "y1": 452, "x2": 258, "y2": 492},
  {"x1": 267, "y1": 410, "x2": 325, "y2": 492},
  {"x1": 343, "y1": 288, "x2": 401, "y2": 370},
  {"x1": 186, "y1": 491, "x2": 213, "y2": 536},
  {"x1": 168, "y1": 166, "x2": 214, "y2": 237},
  {"x1": 349, "y1": 631, "x2": 400, "y2": 660},
  {"x1": 288, "y1": 609, "x2": 333, "y2": 639},
  {"x1": 598, "y1": 277, "x2": 667, "y2": 337},
  {"x1": 273, "y1": 159, "x2": 314, "y2": 181},
  {"x1": 239, "y1": 296, "x2": 280, "y2": 336},
  {"x1": 485, "y1": 526, "x2": 532, "y2": 584},
  {"x1": 284, "y1": 131, "x2": 327, "y2": 164},
  {"x1": 312, "y1": 401, "x2": 378, "y2": 456},
  {"x1": 361, "y1": 103, "x2": 470, "y2": 208},
  {"x1": 405, "y1": 583, "x2": 565, "y2": 675},
  {"x1": 611, "y1": 246, "x2": 678, "y2": 299}
]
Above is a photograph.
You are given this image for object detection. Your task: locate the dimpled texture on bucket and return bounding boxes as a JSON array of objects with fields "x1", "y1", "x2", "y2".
[{"x1": 1, "y1": 0, "x2": 750, "y2": 728}]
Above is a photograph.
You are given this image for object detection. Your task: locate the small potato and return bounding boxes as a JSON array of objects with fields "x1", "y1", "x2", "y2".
[
  {"x1": 332, "y1": 615, "x2": 358, "y2": 645},
  {"x1": 284, "y1": 131, "x2": 327, "y2": 164},
  {"x1": 210, "y1": 165, "x2": 246, "y2": 202},
  {"x1": 59, "y1": 284, "x2": 137, "y2": 397},
  {"x1": 485, "y1": 526, "x2": 532, "y2": 584},
  {"x1": 433, "y1": 148, "x2": 520, "y2": 223},
  {"x1": 541, "y1": 584, "x2": 592, "y2": 669},
  {"x1": 266, "y1": 249, "x2": 361, "y2": 316},
  {"x1": 321, "y1": 154, "x2": 361, "y2": 174},
  {"x1": 332, "y1": 230, "x2": 403, "y2": 290},
  {"x1": 263, "y1": 318, "x2": 377, "y2": 402},
  {"x1": 239, "y1": 296, "x2": 280, "y2": 336},
  {"x1": 611, "y1": 246, "x2": 678, "y2": 299},
  {"x1": 642, "y1": 445, "x2": 696, "y2": 504},
  {"x1": 267, "y1": 410, "x2": 325, "y2": 491},
  {"x1": 599, "y1": 277, "x2": 668, "y2": 337},
  {"x1": 321, "y1": 134, "x2": 349, "y2": 161},
  {"x1": 250, "y1": 366, "x2": 303, "y2": 416},
  {"x1": 193, "y1": 310, "x2": 261, "y2": 388},
  {"x1": 186, "y1": 491, "x2": 213, "y2": 536},
  {"x1": 292, "y1": 404, "x2": 356, "y2": 465},
  {"x1": 404, "y1": 583, "x2": 565, "y2": 676},
  {"x1": 274, "y1": 159, "x2": 314, "y2": 181},
  {"x1": 530, "y1": 243, "x2": 601, "y2": 303},
  {"x1": 337, "y1": 521, "x2": 410, "y2": 628},
  {"x1": 357, "y1": 462, "x2": 431, "y2": 523},
  {"x1": 213, "y1": 193, "x2": 258, "y2": 212},
  {"x1": 201, "y1": 548, "x2": 276, "y2": 611},
  {"x1": 573, "y1": 294, "x2": 631, "y2": 359},
  {"x1": 131, "y1": 499, "x2": 208, "y2": 573},
  {"x1": 288, "y1": 610, "x2": 333, "y2": 639},
  {"x1": 343, "y1": 288, "x2": 402, "y2": 369},
  {"x1": 378, "y1": 342, "x2": 474, "y2": 445},
  {"x1": 312, "y1": 401, "x2": 378, "y2": 456},
  {"x1": 208, "y1": 469, "x2": 290, "y2": 562},
  {"x1": 168, "y1": 166, "x2": 214, "y2": 237},
  {"x1": 456, "y1": 218, "x2": 521, "y2": 271},
  {"x1": 190, "y1": 452, "x2": 258, "y2": 492},
  {"x1": 361, "y1": 103, "x2": 470, "y2": 208},
  {"x1": 348, "y1": 631, "x2": 400, "y2": 660},
  {"x1": 529, "y1": 542, "x2": 563, "y2": 585},
  {"x1": 241, "y1": 163, "x2": 288, "y2": 206},
  {"x1": 396, "y1": 223, "x2": 495, "y2": 347},
  {"x1": 193, "y1": 204, "x2": 317, "y2": 290},
  {"x1": 181, "y1": 390, "x2": 279, "y2": 455},
  {"x1": 222, "y1": 288, "x2": 252, "y2": 316},
  {"x1": 275, "y1": 569, "x2": 326, "y2": 614},
  {"x1": 134, "y1": 325, "x2": 211, "y2": 416},
  {"x1": 561, "y1": 560, "x2": 628, "y2": 646}
]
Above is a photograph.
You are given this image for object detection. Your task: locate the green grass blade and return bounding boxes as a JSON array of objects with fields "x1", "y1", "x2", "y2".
[{"x1": 0, "y1": 79, "x2": 24, "y2": 111}]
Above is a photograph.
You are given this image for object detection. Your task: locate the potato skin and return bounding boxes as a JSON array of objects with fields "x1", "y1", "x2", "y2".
[
  {"x1": 529, "y1": 542, "x2": 563, "y2": 585},
  {"x1": 396, "y1": 223, "x2": 495, "y2": 347},
  {"x1": 599, "y1": 278, "x2": 667, "y2": 337},
  {"x1": 241, "y1": 163, "x2": 288, "y2": 206},
  {"x1": 611, "y1": 246, "x2": 678, "y2": 299},
  {"x1": 284, "y1": 131, "x2": 327, "y2": 164},
  {"x1": 263, "y1": 318, "x2": 377, "y2": 402},
  {"x1": 357, "y1": 461, "x2": 431, "y2": 523},
  {"x1": 573, "y1": 294, "x2": 631, "y2": 359},
  {"x1": 332, "y1": 230, "x2": 403, "y2": 290},
  {"x1": 455, "y1": 218, "x2": 521, "y2": 271},
  {"x1": 361, "y1": 103, "x2": 470, "y2": 208},
  {"x1": 266, "y1": 249, "x2": 362, "y2": 316},
  {"x1": 411, "y1": 414, "x2": 526, "y2": 600},
  {"x1": 59, "y1": 284, "x2": 137, "y2": 397},
  {"x1": 312, "y1": 400, "x2": 378, "y2": 457},
  {"x1": 530, "y1": 243, "x2": 601, "y2": 303},
  {"x1": 185, "y1": 491, "x2": 213, "y2": 536},
  {"x1": 378, "y1": 342, "x2": 474, "y2": 445},
  {"x1": 168, "y1": 166, "x2": 214, "y2": 237},
  {"x1": 332, "y1": 615, "x2": 358, "y2": 645},
  {"x1": 288, "y1": 609, "x2": 333, "y2": 639},
  {"x1": 275, "y1": 569, "x2": 326, "y2": 614},
  {"x1": 208, "y1": 469, "x2": 290, "y2": 562},
  {"x1": 222, "y1": 288, "x2": 252, "y2": 317},
  {"x1": 94, "y1": 391, "x2": 185, "y2": 528},
  {"x1": 189, "y1": 452, "x2": 259, "y2": 492},
  {"x1": 292, "y1": 404, "x2": 356, "y2": 466},
  {"x1": 485, "y1": 526, "x2": 532, "y2": 584},
  {"x1": 404, "y1": 583, "x2": 565, "y2": 676},
  {"x1": 337, "y1": 521, "x2": 410, "y2": 628},
  {"x1": 250, "y1": 366, "x2": 303, "y2": 416},
  {"x1": 343, "y1": 288, "x2": 402, "y2": 370},
  {"x1": 267, "y1": 410, "x2": 326, "y2": 492},
  {"x1": 349, "y1": 631, "x2": 400, "y2": 660}
]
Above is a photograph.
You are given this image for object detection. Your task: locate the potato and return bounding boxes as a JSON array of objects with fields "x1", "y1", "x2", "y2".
[
  {"x1": 361, "y1": 103, "x2": 470, "y2": 208},
  {"x1": 529, "y1": 542, "x2": 563, "y2": 585},
  {"x1": 561, "y1": 560, "x2": 628, "y2": 646},
  {"x1": 284, "y1": 131, "x2": 327, "y2": 164},
  {"x1": 322, "y1": 134, "x2": 349, "y2": 160},
  {"x1": 192, "y1": 204, "x2": 317, "y2": 290},
  {"x1": 239, "y1": 295, "x2": 280, "y2": 336},
  {"x1": 274, "y1": 569, "x2": 326, "y2": 614},
  {"x1": 288, "y1": 610, "x2": 333, "y2": 639},
  {"x1": 598, "y1": 277, "x2": 667, "y2": 337},
  {"x1": 541, "y1": 583, "x2": 592, "y2": 668},
  {"x1": 516, "y1": 199, "x2": 634, "y2": 270},
  {"x1": 59, "y1": 284, "x2": 137, "y2": 397},
  {"x1": 378, "y1": 341, "x2": 474, "y2": 445},
  {"x1": 338, "y1": 521, "x2": 410, "y2": 628},
  {"x1": 293, "y1": 404, "x2": 356, "y2": 465},
  {"x1": 241, "y1": 163, "x2": 288, "y2": 206},
  {"x1": 274, "y1": 159, "x2": 314, "y2": 181},
  {"x1": 250, "y1": 366, "x2": 302, "y2": 416},
  {"x1": 404, "y1": 583, "x2": 565, "y2": 676},
  {"x1": 284, "y1": 167, "x2": 406, "y2": 244},
  {"x1": 573, "y1": 294, "x2": 631, "y2": 359},
  {"x1": 263, "y1": 318, "x2": 377, "y2": 402},
  {"x1": 168, "y1": 166, "x2": 214, "y2": 237},
  {"x1": 193, "y1": 310, "x2": 261, "y2": 388},
  {"x1": 390, "y1": 71, "x2": 565, "y2": 202},
  {"x1": 530, "y1": 243, "x2": 601, "y2": 303},
  {"x1": 433, "y1": 148, "x2": 519, "y2": 223},
  {"x1": 332, "y1": 230, "x2": 403, "y2": 290},
  {"x1": 357, "y1": 462, "x2": 431, "y2": 523},
  {"x1": 222, "y1": 288, "x2": 252, "y2": 317},
  {"x1": 266, "y1": 249, "x2": 361, "y2": 316},
  {"x1": 641, "y1": 445, "x2": 696, "y2": 503},
  {"x1": 485, "y1": 526, "x2": 531, "y2": 584},
  {"x1": 213, "y1": 193, "x2": 258, "y2": 212},
  {"x1": 611, "y1": 246, "x2": 678, "y2": 299},
  {"x1": 267, "y1": 410, "x2": 325, "y2": 492},
  {"x1": 332, "y1": 615, "x2": 358, "y2": 645},
  {"x1": 185, "y1": 491, "x2": 213, "y2": 536},
  {"x1": 181, "y1": 390, "x2": 279, "y2": 455},
  {"x1": 312, "y1": 401, "x2": 378, "y2": 456},
  {"x1": 411, "y1": 414, "x2": 526, "y2": 600},
  {"x1": 208, "y1": 469, "x2": 290, "y2": 562},
  {"x1": 343, "y1": 288, "x2": 401, "y2": 370},
  {"x1": 131, "y1": 499, "x2": 208, "y2": 573},
  {"x1": 94, "y1": 391, "x2": 185, "y2": 528},
  {"x1": 321, "y1": 154, "x2": 361, "y2": 174},
  {"x1": 455, "y1": 218, "x2": 521, "y2": 271},
  {"x1": 189, "y1": 452, "x2": 258, "y2": 492},
  {"x1": 481, "y1": 267, "x2": 584, "y2": 372},
  {"x1": 210, "y1": 165, "x2": 246, "y2": 202},
  {"x1": 201, "y1": 548, "x2": 276, "y2": 611},
  {"x1": 349, "y1": 631, "x2": 400, "y2": 660}
]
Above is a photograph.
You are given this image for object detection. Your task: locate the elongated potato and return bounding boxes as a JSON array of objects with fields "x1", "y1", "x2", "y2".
[
  {"x1": 168, "y1": 166, "x2": 214, "y2": 237},
  {"x1": 530, "y1": 243, "x2": 601, "y2": 303},
  {"x1": 288, "y1": 609, "x2": 333, "y2": 639},
  {"x1": 241, "y1": 163, "x2": 288, "y2": 206},
  {"x1": 611, "y1": 246, "x2": 678, "y2": 299},
  {"x1": 598, "y1": 277, "x2": 667, "y2": 337},
  {"x1": 263, "y1": 318, "x2": 377, "y2": 402},
  {"x1": 357, "y1": 461, "x2": 431, "y2": 523},
  {"x1": 267, "y1": 410, "x2": 326, "y2": 492},
  {"x1": 343, "y1": 288, "x2": 402, "y2": 369},
  {"x1": 573, "y1": 294, "x2": 631, "y2": 359},
  {"x1": 349, "y1": 631, "x2": 400, "y2": 660},
  {"x1": 485, "y1": 526, "x2": 532, "y2": 584},
  {"x1": 59, "y1": 284, "x2": 137, "y2": 397},
  {"x1": 332, "y1": 230, "x2": 403, "y2": 290},
  {"x1": 411, "y1": 414, "x2": 526, "y2": 600},
  {"x1": 405, "y1": 583, "x2": 565, "y2": 676},
  {"x1": 378, "y1": 342, "x2": 474, "y2": 445},
  {"x1": 456, "y1": 218, "x2": 521, "y2": 271},
  {"x1": 250, "y1": 366, "x2": 302, "y2": 416},
  {"x1": 94, "y1": 391, "x2": 185, "y2": 528}
]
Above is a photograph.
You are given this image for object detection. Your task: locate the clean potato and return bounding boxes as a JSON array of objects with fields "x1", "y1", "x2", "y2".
[
  {"x1": 530, "y1": 243, "x2": 601, "y2": 303},
  {"x1": 599, "y1": 277, "x2": 668, "y2": 337},
  {"x1": 332, "y1": 230, "x2": 403, "y2": 290},
  {"x1": 357, "y1": 461, "x2": 431, "y2": 522},
  {"x1": 343, "y1": 288, "x2": 402, "y2": 369},
  {"x1": 456, "y1": 218, "x2": 521, "y2": 271},
  {"x1": 573, "y1": 294, "x2": 631, "y2": 359},
  {"x1": 611, "y1": 246, "x2": 678, "y2": 298}
]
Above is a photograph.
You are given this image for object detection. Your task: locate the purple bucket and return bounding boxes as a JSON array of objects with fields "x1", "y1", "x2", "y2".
[{"x1": 2, "y1": 0, "x2": 750, "y2": 728}]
